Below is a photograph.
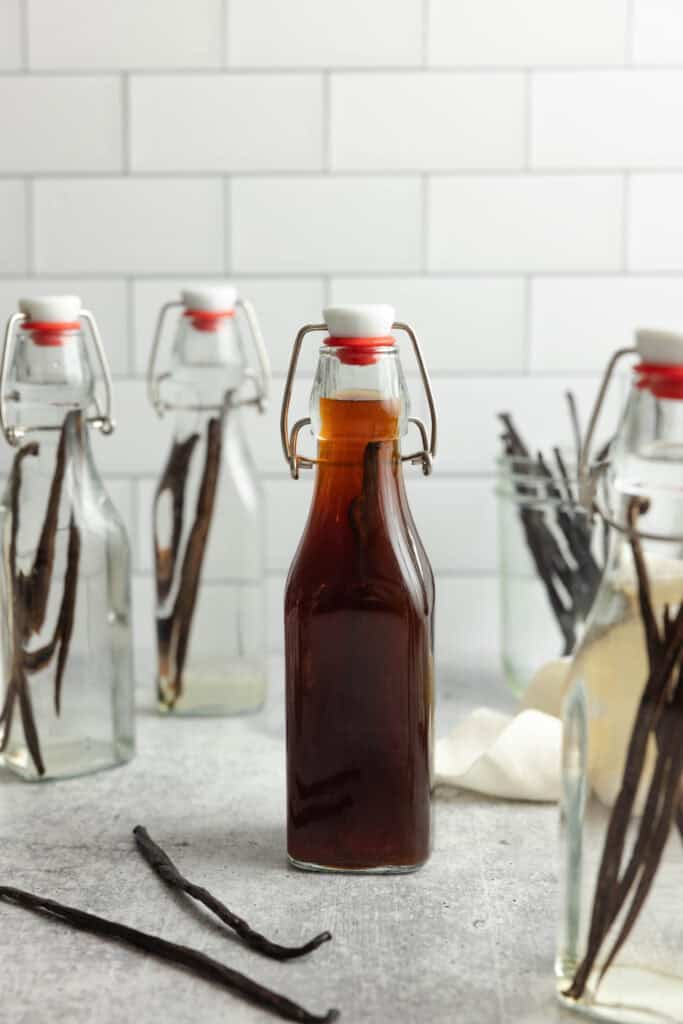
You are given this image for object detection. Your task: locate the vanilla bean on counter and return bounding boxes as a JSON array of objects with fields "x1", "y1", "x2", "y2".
[
  {"x1": 133, "y1": 826, "x2": 332, "y2": 961},
  {"x1": 0, "y1": 886, "x2": 339, "y2": 1024}
]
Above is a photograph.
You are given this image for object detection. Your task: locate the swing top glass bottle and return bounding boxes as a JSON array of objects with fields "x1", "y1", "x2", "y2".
[
  {"x1": 281, "y1": 304, "x2": 437, "y2": 873},
  {"x1": 0, "y1": 295, "x2": 134, "y2": 781},
  {"x1": 148, "y1": 286, "x2": 270, "y2": 715},
  {"x1": 558, "y1": 329, "x2": 683, "y2": 1023}
]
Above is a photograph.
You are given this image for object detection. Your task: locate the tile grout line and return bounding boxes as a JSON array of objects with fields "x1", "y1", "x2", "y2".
[
  {"x1": 421, "y1": 0, "x2": 430, "y2": 66},
  {"x1": 626, "y1": 0, "x2": 636, "y2": 65},
  {"x1": 621, "y1": 172, "x2": 631, "y2": 272},
  {"x1": 125, "y1": 276, "x2": 135, "y2": 376},
  {"x1": 1, "y1": 168, "x2": 677, "y2": 180},
  {"x1": 24, "y1": 178, "x2": 34, "y2": 273},
  {"x1": 9, "y1": 63, "x2": 683, "y2": 76},
  {"x1": 421, "y1": 175, "x2": 430, "y2": 272},
  {"x1": 129, "y1": 477, "x2": 140, "y2": 574},
  {"x1": 19, "y1": 0, "x2": 29, "y2": 71},
  {"x1": 523, "y1": 276, "x2": 532, "y2": 372},
  {"x1": 121, "y1": 73, "x2": 131, "y2": 174},
  {"x1": 3, "y1": 269, "x2": 683, "y2": 281},
  {"x1": 524, "y1": 69, "x2": 532, "y2": 169},
  {"x1": 221, "y1": 0, "x2": 230, "y2": 68},
  {"x1": 323, "y1": 71, "x2": 332, "y2": 172},
  {"x1": 224, "y1": 176, "x2": 232, "y2": 273}
]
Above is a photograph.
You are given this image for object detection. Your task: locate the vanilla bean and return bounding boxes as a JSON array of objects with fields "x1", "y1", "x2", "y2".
[
  {"x1": 53, "y1": 515, "x2": 80, "y2": 715},
  {"x1": 0, "y1": 886, "x2": 339, "y2": 1024},
  {"x1": 157, "y1": 416, "x2": 223, "y2": 706},
  {"x1": 2, "y1": 442, "x2": 43, "y2": 772},
  {"x1": 499, "y1": 406, "x2": 604, "y2": 656},
  {"x1": 597, "y1": 676, "x2": 683, "y2": 987},
  {"x1": 566, "y1": 498, "x2": 683, "y2": 1000},
  {"x1": 26, "y1": 419, "x2": 69, "y2": 633},
  {"x1": 0, "y1": 414, "x2": 84, "y2": 774},
  {"x1": 133, "y1": 826, "x2": 331, "y2": 961},
  {"x1": 154, "y1": 432, "x2": 199, "y2": 604},
  {"x1": 566, "y1": 391, "x2": 582, "y2": 465}
]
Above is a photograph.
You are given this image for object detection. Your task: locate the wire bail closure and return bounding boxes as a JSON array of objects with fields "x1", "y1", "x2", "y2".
[
  {"x1": 147, "y1": 298, "x2": 271, "y2": 417},
  {"x1": 579, "y1": 345, "x2": 683, "y2": 542},
  {"x1": 0, "y1": 310, "x2": 115, "y2": 447},
  {"x1": 280, "y1": 321, "x2": 438, "y2": 480}
]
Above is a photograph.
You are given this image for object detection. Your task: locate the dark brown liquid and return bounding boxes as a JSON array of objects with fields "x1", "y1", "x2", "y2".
[{"x1": 285, "y1": 396, "x2": 434, "y2": 871}]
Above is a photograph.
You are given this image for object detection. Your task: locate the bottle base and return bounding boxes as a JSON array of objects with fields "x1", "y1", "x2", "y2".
[
  {"x1": 0, "y1": 737, "x2": 134, "y2": 782},
  {"x1": 157, "y1": 698, "x2": 266, "y2": 718},
  {"x1": 556, "y1": 965, "x2": 683, "y2": 1024},
  {"x1": 157, "y1": 662, "x2": 267, "y2": 717},
  {"x1": 288, "y1": 854, "x2": 428, "y2": 875}
]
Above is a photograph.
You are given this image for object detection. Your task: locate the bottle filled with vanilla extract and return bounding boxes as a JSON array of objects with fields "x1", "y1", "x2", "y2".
[{"x1": 281, "y1": 305, "x2": 437, "y2": 872}]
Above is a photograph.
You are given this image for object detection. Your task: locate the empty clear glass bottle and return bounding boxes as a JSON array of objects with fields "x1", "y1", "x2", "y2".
[
  {"x1": 148, "y1": 286, "x2": 270, "y2": 715},
  {"x1": 0, "y1": 295, "x2": 134, "y2": 781},
  {"x1": 558, "y1": 330, "x2": 683, "y2": 1022},
  {"x1": 281, "y1": 305, "x2": 437, "y2": 873}
]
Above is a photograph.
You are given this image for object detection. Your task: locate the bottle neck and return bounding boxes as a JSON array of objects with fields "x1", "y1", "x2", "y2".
[
  {"x1": 309, "y1": 348, "x2": 408, "y2": 524},
  {"x1": 11, "y1": 326, "x2": 93, "y2": 435},
  {"x1": 607, "y1": 369, "x2": 683, "y2": 560},
  {"x1": 166, "y1": 315, "x2": 246, "y2": 411}
]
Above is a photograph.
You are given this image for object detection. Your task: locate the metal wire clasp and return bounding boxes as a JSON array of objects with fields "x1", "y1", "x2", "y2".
[
  {"x1": 147, "y1": 298, "x2": 271, "y2": 417},
  {"x1": 580, "y1": 345, "x2": 683, "y2": 542},
  {"x1": 577, "y1": 346, "x2": 637, "y2": 513},
  {"x1": 0, "y1": 310, "x2": 115, "y2": 447},
  {"x1": 280, "y1": 321, "x2": 438, "y2": 480}
]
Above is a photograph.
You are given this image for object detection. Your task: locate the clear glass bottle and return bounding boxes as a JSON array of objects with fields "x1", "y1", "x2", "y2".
[
  {"x1": 558, "y1": 329, "x2": 683, "y2": 1022},
  {"x1": 497, "y1": 452, "x2": 604, "y2": 698},
  {"x1": 148, "y1": 286, "x2": 270, "y2": 715},
  {"x1": 281, "y1": 305, "x2": 437, "y2": 873},
  {"x1": 0, "y1": 295, "x2": 134, "y2": 781}
]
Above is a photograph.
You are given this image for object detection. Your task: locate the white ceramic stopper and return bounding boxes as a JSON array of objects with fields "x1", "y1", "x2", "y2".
[
  {"x1": 636, "y1": 328, "x2": 683, "y2": 365},
  {"x1": 181, "y1": 285, "x2": 237, "y2": 312},
  {"x1": 19, "y1": 295, "x2": 82, "y2": 323},
  {"x1": 324, "y1": 304, "x2": 395, "y2": 338}
]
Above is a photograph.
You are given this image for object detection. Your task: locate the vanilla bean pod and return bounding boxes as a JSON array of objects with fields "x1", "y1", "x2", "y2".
[
  {"x1": 566, "y1": 391, "x2": 582, "y2": 464},
  {"x1": 0, "y1": 885, "x2": 339, "y2": 1024},
  {"x1": 566, "y1": 498, "x2": 683, "y2": 1000},
  {"x1": 154, "y1": 432, "x2": 199, "y2": 604},
  {"x1": 133, "y1": 826, "x2": 331, "y2": 960},
  {"x1": 0, "y1": 444, "x2": 42, "y2": 770},
  {"x1": 156, "y1": 415, "x2": 222, "y2": 706},
  {"x1": 0, "y1": 414, "x2": 82, "y2": 774},
  {"x1": 499, "y1": 400, "x2": 605, "y2": 655},
  {"x1": 500, "y1": 420, "x2": 576, "y2": 651}
]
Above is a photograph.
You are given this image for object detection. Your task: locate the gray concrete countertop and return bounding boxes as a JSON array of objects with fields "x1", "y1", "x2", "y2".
[{"x1": 0, "y1": 661, "x2": 578, "y2": 1024}]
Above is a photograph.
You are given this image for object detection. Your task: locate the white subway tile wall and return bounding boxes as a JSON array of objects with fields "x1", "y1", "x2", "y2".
[
  {"x1": 231, "y1": 177, "x2": 422, "y2": 272},
  {"x1": 0, "y1": 1, "x2": 678, "y2": 673},
  {"x1": 0, "y1": 3, "x2": 21, "y2": 70},
  {"x1": 0, "y1": 77, "x2": 123, "y2": 172}
]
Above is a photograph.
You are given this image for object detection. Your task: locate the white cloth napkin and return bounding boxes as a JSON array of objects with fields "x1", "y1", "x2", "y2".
[
  {"x1": 435, "y1": 706, "x2": 563, "y2": 802},
  {"x1": 437, "y1": 556, "x2": 683, "y2": 803}
]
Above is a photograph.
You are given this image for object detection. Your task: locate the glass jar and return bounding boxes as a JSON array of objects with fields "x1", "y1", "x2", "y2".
[
  {"x1": 558, "y1": 330, "x2": 683, "y2": 1022},
  {"x1": 497, "y1": 453, "x2": 606, "y2": 697},
  {"x1": 281, "y1": 304, "x2": 437, "y2": 873},
  {"x1": 148, "y1": 286, "x2": 270, "y2": 715},
  {"x1": 0, "y1": 295, "x2": 134, "y2": 781}
]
